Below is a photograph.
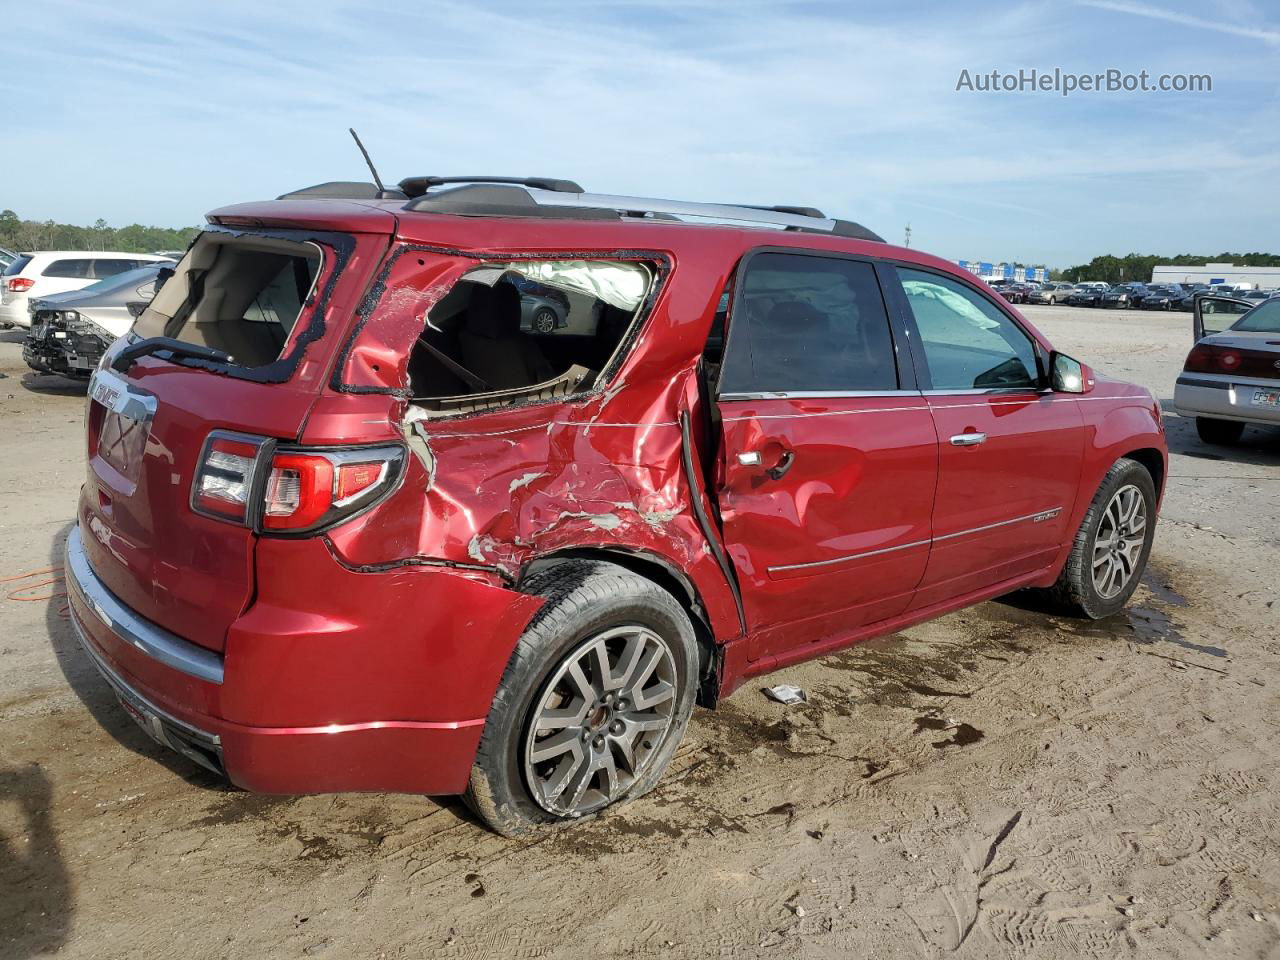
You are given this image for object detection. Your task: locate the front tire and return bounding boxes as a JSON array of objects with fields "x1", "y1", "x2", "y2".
[
  {"x1": 465, "y1": 560, "x2": 699, "y2": 836},
  {"x1": 1050, "y1": 459, "x2": 1156, "y2": 619},
  {"x1": 532, "y1": 308, "x2": 558, "y2": 334},
  {"x1": 1196, "y1": 417, "x2": 1245, "y2": 445}
]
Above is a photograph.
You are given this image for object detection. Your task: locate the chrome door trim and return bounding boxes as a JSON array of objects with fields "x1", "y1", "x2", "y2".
[
  {"x1": 765, "y1": 506, "x2": 1063, "y2": 574},
  {"x1": 920, "y1": 387, "x2": 1040, "y2": 396},
  {"x1": 933, "y1": 507, "x2": 1062, "y2": 543},
  {"x1": 718, "y1": 389, "x2": 920, "y2": 402},
  {"x1": 768, "y1": 536, "x2": 932, "y2": 573}
]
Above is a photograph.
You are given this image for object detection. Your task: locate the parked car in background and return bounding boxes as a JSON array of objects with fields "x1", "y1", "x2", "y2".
[
  {"x1": 23, "y1": 262, "x2": 171, "y2": 378},
  {"x1": 0, "y1": 247, "x2": 17, "y2": 270},
  {"x1": 62, "y1": 174, "x2": 1166, "y2": 835},
  {"x1": 1101, "y1": 283, "x2": 1148, "y2": 309},
  {"x1": 1237, "y1": 289, "x2": 1272, "y2": 305},
  {"x1": 1175, "y1": 284, "x2": 1210, "y2": 310},
  {"x1": 996, "y1": 282, "x2": 1031, "y2": 304},
  {"x1": 1028, "y1": 281, "x2": 1075, "y2": 305},
  {"x1": 1139, "y1": 284, "x2": 1187, "y2": 310},
  {"x1": 1175, "y1": 293, "x2": 1280, "y2": 444},
  {"x1": 0, "y1": 251, "x2": 173, "y2": 328},
  {"x1": 507, "y1": 273, "x2": 572, "y2": 333},
  {"x1": 1067, "y1": 285, "x2": 1109, "y2": 307}
]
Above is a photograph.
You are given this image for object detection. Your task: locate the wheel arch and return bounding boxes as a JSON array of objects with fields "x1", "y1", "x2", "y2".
[
  {"x1": 1121, "y1": 446, "x2": 1166, "y2": 500},
  {"x1": 517, "y1": 547, "x2": 723, "y2": 707}
]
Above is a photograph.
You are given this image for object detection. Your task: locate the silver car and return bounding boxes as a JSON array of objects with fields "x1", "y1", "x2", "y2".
[
  {"x1": 1027, "y1": 281, "x2": 1076, "y2": 305},
  {"x1": 22, "y1": 263, "x2": 170, "y2": 377},
  {"x1": 1173, "y1": 294, "x2": 1280, "y2": 444}
]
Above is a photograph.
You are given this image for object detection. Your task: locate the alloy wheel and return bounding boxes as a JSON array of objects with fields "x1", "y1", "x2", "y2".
[
  {"x1": 523, "y1": 626, "x2": 677, "y2": 818},
  {"x1": 1092, "y1": 483, "x2": 1147, "y2": 600}
]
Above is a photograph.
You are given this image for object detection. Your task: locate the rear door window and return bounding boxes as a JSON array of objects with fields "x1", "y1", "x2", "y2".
[
  {"x1": 404, "y1": 258, "x2": 653, "y2": 415},
  {"x1": 896, "y1": 267, "x2": 1039, "y2": 390},
  {"x1": 92, "y1": 259, "x2": 140, "y2": 278},
  {"x1": 42, "y1": 258, "x2": 94, "y2": 278},
  {"x1": 719, "y1": 252, "x2": 898, "y2": 394}
]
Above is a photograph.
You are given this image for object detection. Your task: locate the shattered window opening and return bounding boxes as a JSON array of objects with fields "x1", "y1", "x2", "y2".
[
  {"x1": 408, "y1": 259, "x2": 653, "y2": 417},
  {"x1": 133, "y1": 233, "x2": 322, "y2": 370}
]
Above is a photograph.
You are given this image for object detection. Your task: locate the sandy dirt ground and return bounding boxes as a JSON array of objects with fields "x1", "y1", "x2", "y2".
[{"x1": 1, "y1": 305, "x2": 1278, "y2": 960}]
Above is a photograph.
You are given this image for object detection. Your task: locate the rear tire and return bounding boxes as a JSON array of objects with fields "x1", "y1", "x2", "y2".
[
  {"x1": 1050, "y1": 458, "x2": 1156, "y2": 619},
  {"x1": 464, "y1": 560, "x2": 698, "y2": 836},
  {"x1": 1196, "y1": 417, "x2": 1245, "y2": 445}
]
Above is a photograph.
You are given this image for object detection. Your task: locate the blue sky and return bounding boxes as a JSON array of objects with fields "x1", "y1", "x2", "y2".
[{"x1": 3, "y1": 0, "x2": 1277, "y2": 267}]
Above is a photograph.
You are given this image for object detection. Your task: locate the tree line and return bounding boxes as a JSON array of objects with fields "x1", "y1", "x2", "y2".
[
  {"x1": 0, "y1": 210, "x2": 200, "y2": 255},
  {"x1": 1054, "y1": 252, "x2": 1280, "y2": 284}
]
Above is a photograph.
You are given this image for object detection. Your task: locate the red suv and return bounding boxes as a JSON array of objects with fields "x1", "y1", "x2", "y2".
[{"x1": 65, "y1": 176, "x2": 1166, "y2": 834}]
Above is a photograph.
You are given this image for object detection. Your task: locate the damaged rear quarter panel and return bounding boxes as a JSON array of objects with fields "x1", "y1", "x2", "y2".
[
  {"x1": 316, "y1": 237, "x2": 744, "y2": 645},
  {"x1": 323, "y1": 379, "x2": 742, "y2": 643}
]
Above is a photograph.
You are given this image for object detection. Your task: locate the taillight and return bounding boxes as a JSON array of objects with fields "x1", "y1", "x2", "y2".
[
  {"x1": 192, "y1": 433, "x2": 271, "y2": 523},
  {"x1": 7, "y1": 277, "x2": 34, "y2": 292},
  {"x1": 191, "y1": 431, "x2": 403, "y2": 533},
  {"x1": 1184, "y1": 343, "x2": 1241, "y2": 374}
]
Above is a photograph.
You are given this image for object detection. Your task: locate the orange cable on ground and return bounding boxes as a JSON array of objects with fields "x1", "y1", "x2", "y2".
[{"x1": 2, "y1": 566, "x2": 71, "y2": 617}]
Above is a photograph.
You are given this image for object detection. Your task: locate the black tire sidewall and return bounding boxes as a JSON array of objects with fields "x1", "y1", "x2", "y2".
[
  {"x1": 1196, "y1": 417, "x2": 1245, "y2": 445},
  {"x1": 1072, "y1": 461, "x2": 1157, "y2": 618},
  {"x1": 468, "y1": 565, "x2": 698, "y2": 834}
]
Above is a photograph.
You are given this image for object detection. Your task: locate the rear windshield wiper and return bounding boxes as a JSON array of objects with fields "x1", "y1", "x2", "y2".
[{"x1": 111, "y1": 337, "x2": 234, "y2": 373}]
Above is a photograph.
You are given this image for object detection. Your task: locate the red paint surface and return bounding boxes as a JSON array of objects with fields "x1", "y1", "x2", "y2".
[{"x1": 73, "y1": 198, "x2": 1167, "y2": 795}]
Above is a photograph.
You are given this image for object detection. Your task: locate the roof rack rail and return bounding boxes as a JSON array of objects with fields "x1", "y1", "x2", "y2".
[
  {"x1": 740, "y1": 204, "x2": 827, "y2": 219},
  {"x1": 398, "y1": 175, "x2": 584, "y2": 198},
  {"x1": 435, "y1": 187, "x2": 883, "y2": 241},
  {"x1": 404, "y1": 185, "x2": 882, "y2": 239}
]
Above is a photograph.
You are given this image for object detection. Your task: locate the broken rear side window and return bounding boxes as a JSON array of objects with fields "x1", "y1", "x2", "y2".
[
  {"x1": 134, "y1": 232, "x2": 322, "y2": 369},
  {"x1": 408, "y1": 259, "x2": 652, "y2": 416}
]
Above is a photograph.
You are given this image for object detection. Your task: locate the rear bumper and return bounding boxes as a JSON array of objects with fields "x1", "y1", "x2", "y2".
[
  {"x1": 0, "y1": 297, "x2": 31, "y2": 328},
  {"x1": 1173, "y1": 375, "x2": 1280, "y2": 426},
  {"x1": 65, "y1": 525, "x2": 541, "y2": 794}
]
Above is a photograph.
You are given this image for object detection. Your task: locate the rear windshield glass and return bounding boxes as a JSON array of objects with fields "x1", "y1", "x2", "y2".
[
  {"x1": 1233, "y1": 300, "x2": 1280, "y2": 333},
  {"x1": 3, "y1": 255, "x2": 32, "y2": 277},
  {"x1": 408, "y1": 259, "x2": 651, "y2": 416},
  {"x1": 133, "y1": 233, "x2": 321, "y2": 369}
]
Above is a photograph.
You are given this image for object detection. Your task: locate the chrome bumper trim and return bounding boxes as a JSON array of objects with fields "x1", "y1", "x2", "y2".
[
  {"x1": 64, "y1": 526, "x2": 225, "y2": 685},
  {"x1": 68, "y1": 605, "x2": 222, "y2": 749}
]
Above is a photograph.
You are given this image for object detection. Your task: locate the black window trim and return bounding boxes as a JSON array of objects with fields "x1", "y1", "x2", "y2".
[
  {"x1": 716, "y1": 245, "x2": 918, "y2": 402},
  {"x1": 885, "y1": 260, "x2": 1050, "y2": 394}
]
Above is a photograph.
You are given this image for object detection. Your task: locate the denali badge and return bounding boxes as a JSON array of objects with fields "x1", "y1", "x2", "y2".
[{"x1": 1031, "y1": 508, "x2": 1062, "y2": 523}]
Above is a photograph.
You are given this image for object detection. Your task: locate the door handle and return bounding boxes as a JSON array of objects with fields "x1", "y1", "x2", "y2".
[
  {"x1": 737, "y1": 449, "x2": 795, "y2": 480},
  {"x1": 950, "y1": 432, "x2": 987, "y2": 446},
  {"x1": 766, "y1": 450, "x2": 795, "y2": 480}
]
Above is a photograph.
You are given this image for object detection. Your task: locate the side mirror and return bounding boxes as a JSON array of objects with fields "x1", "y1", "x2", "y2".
[
  {"x1": 154, "y1": 266, "x2": 175, "y2": 291},
  {"x1": 1050, "y1": 351, "x2": 1092, "y2": 393}
]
